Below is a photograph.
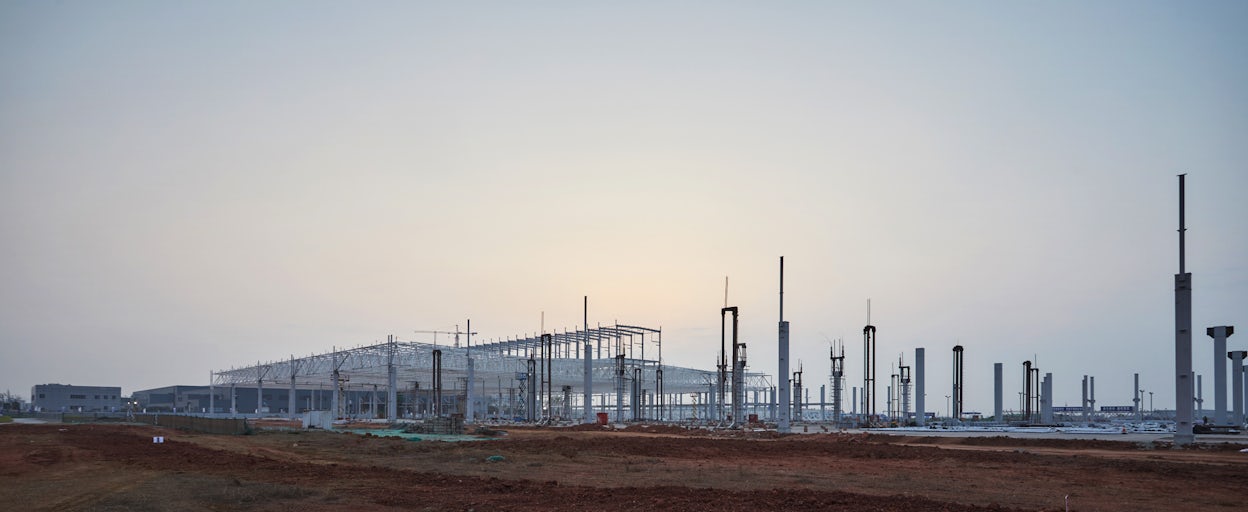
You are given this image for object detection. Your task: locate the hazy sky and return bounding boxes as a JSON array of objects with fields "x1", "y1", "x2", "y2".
[{"x1": 2, "y1": 1, "x2": 1245, "y2": 415}]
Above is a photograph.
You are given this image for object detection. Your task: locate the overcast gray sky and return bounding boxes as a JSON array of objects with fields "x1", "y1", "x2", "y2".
[{"x1": 2, "y1": 1, "x2": 1245, "y2": 414}]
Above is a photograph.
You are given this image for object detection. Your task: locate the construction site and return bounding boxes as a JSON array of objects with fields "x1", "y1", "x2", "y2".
[
  {"x1": 4, "y1": 177, "x2": 1246, "y2": 512},
  {"x1": 207, "y1": 320, "x2": 777, "y2": 429}
]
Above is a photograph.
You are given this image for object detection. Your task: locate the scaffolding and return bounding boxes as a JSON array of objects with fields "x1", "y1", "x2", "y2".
[{"x1": 211, "y1": 324, "x2": 772, "y2": 423}]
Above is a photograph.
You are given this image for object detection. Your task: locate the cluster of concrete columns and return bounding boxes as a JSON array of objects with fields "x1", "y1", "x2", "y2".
[{"x1": 1207, "y1": 326, "x2": 1244, "y2": 427}]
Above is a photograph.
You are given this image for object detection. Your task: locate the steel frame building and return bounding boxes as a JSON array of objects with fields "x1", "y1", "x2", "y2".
[{"x1": 211, "y1": 324, "x2": 773, "y2": 423}]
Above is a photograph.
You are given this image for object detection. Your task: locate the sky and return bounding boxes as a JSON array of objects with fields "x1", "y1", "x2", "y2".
[{"x1": 2, "y1": 1, "x2": 1245, "y2": 416}]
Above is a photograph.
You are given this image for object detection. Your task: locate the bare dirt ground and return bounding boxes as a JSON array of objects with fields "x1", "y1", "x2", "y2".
[{"x1": 1, "y1": 422, "x2": 1244, "y2": 511}]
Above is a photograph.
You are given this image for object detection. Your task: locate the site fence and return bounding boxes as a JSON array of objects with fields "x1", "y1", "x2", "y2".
[{"x1": 133, "y1": 414, "x2": 251, "y2": 435}]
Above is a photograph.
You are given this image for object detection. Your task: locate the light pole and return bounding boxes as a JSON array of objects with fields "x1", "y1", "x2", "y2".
[
  {"x1": 1148, "y1": 391, "x2": 1154, "y2": 416},
  {"x1": 945, "y1": 395, "x2": 951, "y2": 420}
]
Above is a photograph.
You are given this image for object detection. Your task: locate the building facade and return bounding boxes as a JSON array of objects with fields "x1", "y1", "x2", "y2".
[
  {"x1": 131, "y1": 384, "x2": 446, "y2": 417},
  {"x1": 30, "y1": 384, "x2": 122, "y2": 412}
]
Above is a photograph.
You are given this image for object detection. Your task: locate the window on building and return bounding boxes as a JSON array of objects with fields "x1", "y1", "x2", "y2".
[
  {"x1": 70, "y1": 394, "x2": 86, "y2": 399},
  {"x1": 39, "y1": 394, "x2": 45, "y2": 398}
]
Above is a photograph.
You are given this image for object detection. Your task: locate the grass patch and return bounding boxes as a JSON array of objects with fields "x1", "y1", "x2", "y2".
[{"x1": 0, "y1": 416, "x2": 12, "y2": 423}]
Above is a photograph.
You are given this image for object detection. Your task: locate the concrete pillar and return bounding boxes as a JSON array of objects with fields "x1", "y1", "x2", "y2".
[
  {"x1": 769, "y1": 386, "x2": 776, "y2": 421},
  {"x1": 465, "y1": 356, "x2": 475, "y2": 423},
  {"x1": 1172, "y1": 175, "x2": 1193, "y2": 445},
  {"x1": 230, "y1": 384, "x2": 236, "y2": 415},
  {"x1": 1082, "y1": 375, "x2": 1089, "y2": 421},
  {"x1": 1243, "y1": 365, "x2": 1248, "y2": 427},
  {"x1": 583, "y1": 341, "x2": 593, "y2": 423},
  {"x1": 1208, "y1": 326, "x2": 1233, "y2": 424},
  {"x1": 331, "y1": 378, "x2": 339, "y2": 419},
  {"x1": 951, "y1": 346, "x2": 963, "y2": 420},
  {"x1": 1133, "y1": 373, "x2": 1141, "y2": 421},
  {"x1": 916, "y1": 348, "x2": 926, "y2": 426},
  {"x1": 387, "y1": 337, "x2": 397, "y2": 422},
  {"x1": 886, "y1": 385, "x2": 892, "y2": 421},
  {"x1": 707, "y1": 383, "x2": 716, "y2": 422},
  {"x1": 1040, "y1": 373, "x2": 1053, "y2": 424},
  {"x1": 1175, "y1": 271, "x2": 1194, "y2": 445},
  {"x1": 993, "y1": 363, "x2": 1003, "y2": 422},
  {"x1": 466, "y1": 323, "x2": 475, "y2": 424},
  {"x1": 209, "y1": 372, "x2": 215, "y2": 417},
  {"x1": 1230, "y1": 350, "x2": 1246, "y2": 426},
  {"x1": 1197, "y1": 374, "x2": 1204, "y2": 418},
  {"x1": 583, "y1": 297, "x2": 593, "y2": 423},
  {"x1": 778, "y1": 321, "x2": 790, "y2": 433},
  {"x1": 1089, "y1": 376, "x2": 1096, "y2": 421},
  {"x1": 820, "y1": 385, "x2": 826, "y2": 421}
]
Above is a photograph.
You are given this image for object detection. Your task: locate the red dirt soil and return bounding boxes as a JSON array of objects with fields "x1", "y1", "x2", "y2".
[{"x1": 1, "y1": 423, "x2": 1244, "y2": 511}]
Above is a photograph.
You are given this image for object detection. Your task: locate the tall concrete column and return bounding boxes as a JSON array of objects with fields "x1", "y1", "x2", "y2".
[
  {"x1": 1196, "y1": 374, "x2": 1204, "y2": 418},
  {"x1": 583, "y1": 296, "x2": 593, "y2": 423},
  {"x1": 916, "y1": 348, "x2": 926, "y2": 426},
  {"x1": 1230, "y1": 350, "x2": 1246, "y2": 426},
  {"x1": 387, "y1": 337, "x2": 397, "y2": 422},
  {"x1": 465, "y1": 356, "x2": 475, "y2": 423},
  {"x1": 1243, "y1": 365, "x2": 1248, "y2": 427},
  {"x1": 820, "y1": 385, "x2": 826, "y2": 421},
  {"x1": 886, "y1": 385, "x2": 892, "y2": 421},
  {"x1": 1082, "y1": 375, "x2": 1089, "y2": 421},
  {"x1": 993, "y1": 363, "x2": 1003, "y2": 422},
  {"x1": 1208, "y1": 326, "x2": 1233, "y2": 424},
  {"x1": 777, "y1": 257, "x2": 790, "y2": 433},
  {"x1": 951, "y1": 346, "x2": 964, "y2": 420},
  {"x1": 1090, "y1": 376, "x2": 1095, "y2": 420},
  {"x1": 331, "y1": 378, "x2": 339, "y2": 419},
  {"x1": 209, "y1": 372, "x2": 215, "y2": 416},
  {"x1": 1173, "y1": 174, "x2": 1194, "y2": 445},
  {"x1": 708, "y1": 383, "x2": 716, "y2": 422},
  {"x1": 1133, "y1": 373, "x2": 1141, "y2": 421},
  {"x1": 1040, "y1": 373, "x2": 1053, "y2": 424},
  {"x1": 466, "y1": 322, "x2": 475, "y2": 424},
  {"x1": 779, "y1": 321, "x2": 790, "y2": 432}
]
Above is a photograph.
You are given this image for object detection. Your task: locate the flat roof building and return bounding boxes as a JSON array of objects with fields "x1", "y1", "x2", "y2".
[
  {"x1": 31, "y1": 384, "x2": 122, "y2": 412},
  {"x1": 131, "y1": 384, "x2": 380, "y2": 416}
]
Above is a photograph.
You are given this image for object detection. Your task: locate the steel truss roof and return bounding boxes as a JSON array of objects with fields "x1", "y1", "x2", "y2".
[{"x1": 212, "y1": 326, "x2": 773, "y2": 396}]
